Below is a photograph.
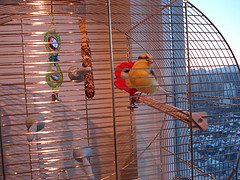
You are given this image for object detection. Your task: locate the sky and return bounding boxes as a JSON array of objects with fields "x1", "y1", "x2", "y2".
[{"x1": 189, "y1": 0, "x2": 240, "y2": 64}]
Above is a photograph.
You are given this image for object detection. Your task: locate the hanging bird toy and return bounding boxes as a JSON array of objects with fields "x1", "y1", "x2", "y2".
[{"x1": 44, "y1": 9, "x2": 63, "y2": 101}]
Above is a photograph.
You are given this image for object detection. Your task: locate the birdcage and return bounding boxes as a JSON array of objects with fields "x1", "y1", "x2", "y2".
[{"x1": 0, "y1": 0, "x2": 239, "y2": 179}]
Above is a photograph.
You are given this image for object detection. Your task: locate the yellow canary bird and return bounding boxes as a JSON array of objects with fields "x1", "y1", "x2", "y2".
[{"x1": 127, "y1": 54, "x2": 159, "y2": 94}]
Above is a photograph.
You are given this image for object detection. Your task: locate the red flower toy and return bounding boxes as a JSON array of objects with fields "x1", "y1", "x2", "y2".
[{"x1": 114, "y1": 61, "x2": 138, "y2": 96}]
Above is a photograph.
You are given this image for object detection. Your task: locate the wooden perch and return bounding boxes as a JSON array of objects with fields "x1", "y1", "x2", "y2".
[{"x1": 137, "y1": 96, "x2": 208, "y2": 131}]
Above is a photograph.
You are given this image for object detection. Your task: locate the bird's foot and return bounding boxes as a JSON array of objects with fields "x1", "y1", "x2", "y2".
[
  {"x1": 135, "y1": 92, "x2": 142, "y2": 103},
  {"x1": 127, "y1": 105, "x2": 138, "y2": 110},
  {"x1": 127, "y1": 96, "x2": 138, "y2": 110},
  {"x1": 127, "y1": 93, "x2": 143, "y2": 110}
]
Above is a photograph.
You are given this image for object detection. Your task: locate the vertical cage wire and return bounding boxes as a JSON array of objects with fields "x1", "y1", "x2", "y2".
[
  {"x1": 0, "y1": 108, "x2": 6, "y2": 180},
  {"x1": 107, "y1": 0, "x2": 119, "y2": 179}
]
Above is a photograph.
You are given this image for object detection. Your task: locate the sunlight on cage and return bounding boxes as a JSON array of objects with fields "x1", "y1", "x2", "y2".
[{"x1": 0, "y1": 0, "x2": 239, "y2": 180}]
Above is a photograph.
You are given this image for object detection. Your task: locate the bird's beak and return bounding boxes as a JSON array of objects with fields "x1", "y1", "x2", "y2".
[{"x1": 148, "y1": 60, "x2": 153, "y2": 64}]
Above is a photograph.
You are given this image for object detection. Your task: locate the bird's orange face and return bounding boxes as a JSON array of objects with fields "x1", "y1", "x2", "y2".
[
  {"x1": 138, "y1": 53, "x2": 153, "y2": 60},
  {"x1": 137, "y1": 53, "x2": 153, "y2": 66},
  {"x1": 134, "y1": 59, "x2": 153, "y2": 68}
]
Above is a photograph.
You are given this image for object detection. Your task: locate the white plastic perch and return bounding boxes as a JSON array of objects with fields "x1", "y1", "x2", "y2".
[
  {"x1": 73, "y1": 147, "x2": 95, "y2": 180},
  {"x1": 25, "y1": 114, "x2": 45, "y2": 142},
  {"x1": 137, "y1": 96, "x2": 208, "y2": 131},
  {"x1": 68, "y1": 66, "x2": 92, "y2": 82}
]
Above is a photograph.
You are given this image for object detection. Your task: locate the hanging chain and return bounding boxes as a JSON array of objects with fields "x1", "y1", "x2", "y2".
[{"x1": 48, "y1": 0, "x2": 55, "y2": 31}]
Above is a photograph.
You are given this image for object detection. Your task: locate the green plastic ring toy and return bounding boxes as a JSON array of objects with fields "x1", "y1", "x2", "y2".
[
  {"x1": 46, "y1": 62, "x2": 63, "y2": 89},
  {"x1": 44, "y1": 30, "x2": 61, "y2": 52}
]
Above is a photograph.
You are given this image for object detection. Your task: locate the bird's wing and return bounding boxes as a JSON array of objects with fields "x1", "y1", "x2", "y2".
[{"x1": 150, "y1": 69, "x2": 157, "y2": 80}]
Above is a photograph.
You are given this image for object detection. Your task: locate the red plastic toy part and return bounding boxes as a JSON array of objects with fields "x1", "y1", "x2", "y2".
[{"x1": 114, "y1": 61, "x2": 138, "y2": 96}]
